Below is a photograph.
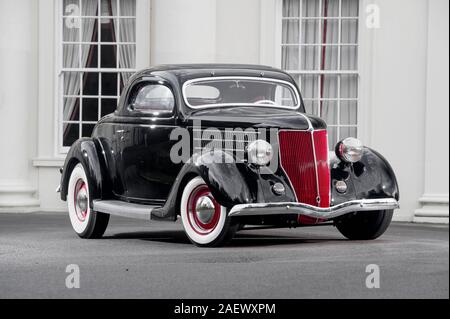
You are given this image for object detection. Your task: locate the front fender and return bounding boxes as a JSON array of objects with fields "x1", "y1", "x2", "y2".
[
  {"x1": 60, "y1": 138, "x2": 109, "y2": 203},
  {"x1": 330, "y1": 147, "x2": 400, "y2": 206},
  {"x1": 151, "y1": 150, "x2": 255, "y2": 220},
  {"x1": 192, "y1": 151, "x2": 255, "y2": 206}
]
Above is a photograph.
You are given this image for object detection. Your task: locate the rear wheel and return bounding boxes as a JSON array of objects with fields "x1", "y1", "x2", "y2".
[
  {"x1": 335, "y1": 210, "x2": 393, "y2": 240},
  {"x1": 180, "y1": 177, "x2": 238, "y2": 247},
  {"x1": 67, "y1": 163, "x2": 109, "y2": 239}
]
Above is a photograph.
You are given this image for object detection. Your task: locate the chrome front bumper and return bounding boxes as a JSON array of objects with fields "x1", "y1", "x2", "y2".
[{"x1": 228, "y1": 198, "x2": 399, "y2": 220}]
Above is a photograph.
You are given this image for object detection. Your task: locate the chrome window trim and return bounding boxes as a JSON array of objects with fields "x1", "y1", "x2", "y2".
[{"x1": 182, "y1": 76, "x2": 301, "y2": 110}]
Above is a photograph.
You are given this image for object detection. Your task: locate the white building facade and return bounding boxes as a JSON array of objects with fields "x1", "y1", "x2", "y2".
[{"x1": 0, "y1": 0, "x2": 448, "y2": 223}]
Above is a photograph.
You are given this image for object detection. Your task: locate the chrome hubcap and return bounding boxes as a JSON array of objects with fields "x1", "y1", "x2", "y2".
[
  {"x1": 195, "y1": 196, "x2": 215, "y2": 224},
  {"x1": 76, "y1": 191, "x2": 88, "y2": 212}
]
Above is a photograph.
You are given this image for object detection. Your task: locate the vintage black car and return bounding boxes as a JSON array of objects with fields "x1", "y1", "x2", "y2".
[{"x1": 59, "y1": 64, "x2": 399, "y2": 247}]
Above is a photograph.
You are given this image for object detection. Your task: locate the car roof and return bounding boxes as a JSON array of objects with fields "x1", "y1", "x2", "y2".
[
  {"x1": 143, "y1": 63, "x2": 279, "y2": 72},
  {"x1": 117, "y1": 64, "x2": 302, "y2": 116},
  {"x1": 132, "y1": 64, "x2": 295, "y2": 83}
]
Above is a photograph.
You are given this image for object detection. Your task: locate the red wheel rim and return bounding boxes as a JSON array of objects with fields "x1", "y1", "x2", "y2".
[
  {"x1": 73, "y1": 179, "x2": 88, "y2": 222},
  {"x1": 186, "y1": 184, "x2": 221, "y2": 235}
]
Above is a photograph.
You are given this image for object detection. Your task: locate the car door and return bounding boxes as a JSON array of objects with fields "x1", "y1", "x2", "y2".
[{"x1": 118, "y1": 79, "x2": 182, "y2": 204}]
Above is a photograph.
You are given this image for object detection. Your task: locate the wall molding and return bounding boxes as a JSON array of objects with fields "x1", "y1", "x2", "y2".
[
  {"x1": 419, "y1": 194, "x2": 449, "y2": 205},
  {"x1": 32, "y1": 157, "x2": 65, "y2": 168},
  {"x1": 0, "y1": 184, "x2": 40, "y2": 211},
  {"x1": 415, "y1": 193, "x2": 449, "y2": 224}
]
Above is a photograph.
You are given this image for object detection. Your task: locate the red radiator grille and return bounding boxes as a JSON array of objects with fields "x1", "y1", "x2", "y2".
[{"x1": 278, "y1": 130, "x2": 331, "y2": 208}]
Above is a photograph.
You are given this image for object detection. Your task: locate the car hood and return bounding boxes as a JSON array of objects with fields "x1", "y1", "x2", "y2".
[{"x1": 185, "y1": 106, "x2": 327, "y2": 131}]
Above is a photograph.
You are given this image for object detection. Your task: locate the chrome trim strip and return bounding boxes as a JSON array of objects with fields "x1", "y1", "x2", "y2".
[
  {"x1": 193, "y1": 139, "x2": 253, "y2": 143},
  {"x1": 310, "y1": 131, "x2": 321, "y2": 204},
  {"x1": 182, "y1": 76, "x2": 301, "y2": 110},
  {"x1": 326, "y1": 139, "x2": 332, "y2": 208},
  {"x1": 228, "y1": 198, "x2": 399, "y2": 220},
  {"x1": 192, "y1": 128, "x2": 260, "y2": 134},
  {"x1": 297, "y1": 112, "x2": 314, "y2": 131},
  {"x1": 194, "y1": 147, "x2": 246, "y2": 152}
]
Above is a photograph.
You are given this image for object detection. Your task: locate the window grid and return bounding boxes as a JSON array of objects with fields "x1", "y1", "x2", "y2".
[
  {"x1": 60, "y1": 0, "x2": 136, "y2": 149},
  {"x1": 281, "y1": 0, "x2": 359, "y2": 147}
]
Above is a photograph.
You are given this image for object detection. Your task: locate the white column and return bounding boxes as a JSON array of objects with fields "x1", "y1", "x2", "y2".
[
  {"x1": 135, "y1": 0, "x2": 151, "y2": 69},
  {"x1": 0, "y1": 0, "x2": 39, "y2": 211},
  {"x1": 368, "y1": 0, "x2": 429, "y2": 222},
  {"x1": 414, "y1": 0, "x2": 449, "y2": 223},
  {"x1": 150, "y1": 0, "x2": 217, "y2": 65},
  {"x1": 215, "y1": 0, "x2": 261, "y2": 63}
]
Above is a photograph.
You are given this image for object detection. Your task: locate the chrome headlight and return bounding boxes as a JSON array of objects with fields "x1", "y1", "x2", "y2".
[
  {"x1": 335, "y1": 137, "x2": 363, "y2": 163},
  {"x1": 247, "y1": 140, "x2": 273, "y2": 166}
]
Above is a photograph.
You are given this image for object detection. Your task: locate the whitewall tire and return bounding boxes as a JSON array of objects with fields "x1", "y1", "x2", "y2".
[
  {"x1": 67, "y1": 163, "x2": 109, "y2": 239},
  {"x1": 180, "y1": 176, "x2": 237, "y2": 247}
]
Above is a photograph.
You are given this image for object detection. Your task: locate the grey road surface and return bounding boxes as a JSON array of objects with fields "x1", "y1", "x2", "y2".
[{"x1": 0, "y1": 213, "x2": 448, "y2": 299}]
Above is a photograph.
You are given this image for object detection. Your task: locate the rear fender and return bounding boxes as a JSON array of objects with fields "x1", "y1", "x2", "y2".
[{"x1": 60, "y1": 138, "x2": 109, "y2": 205}]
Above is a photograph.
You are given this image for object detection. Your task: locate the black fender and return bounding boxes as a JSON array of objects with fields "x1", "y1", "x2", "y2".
[
  {"x1": 151, "y1": 150, "x2": 256, "y2": 220},
  {"x1": 330, "y1": 147, "x2": 400, "y2": 206},
  {"x1": 60, "y1": 138, "x2": 110, "y2": 205}
]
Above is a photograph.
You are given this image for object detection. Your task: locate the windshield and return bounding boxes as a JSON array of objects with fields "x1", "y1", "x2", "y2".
[{"x1": 183, "y1": 77, "x2": 300, "y2": 109}]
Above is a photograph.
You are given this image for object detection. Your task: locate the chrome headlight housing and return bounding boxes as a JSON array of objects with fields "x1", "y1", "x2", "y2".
[
  {"x1": 335, "y1": 137, "x2": 363, "y2": 163},
  {"x1": 247, "y1": 140, "x2": 273, "y2": 166}
]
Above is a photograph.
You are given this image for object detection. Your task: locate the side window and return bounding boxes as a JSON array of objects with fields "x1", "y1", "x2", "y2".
[{"x1": 131, "y1": 83, "x2": 175, "y2": 114}]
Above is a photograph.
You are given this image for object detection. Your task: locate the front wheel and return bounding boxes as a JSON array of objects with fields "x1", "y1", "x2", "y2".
[
  {"x1": 67, "y1": 163, "x2": 109, "y2": 239},
  {"x1": 180, "y1": 177, "x2": 238, "y2": 247},
  {"x1": 335, "y1": 210, "x2": 393, "y2": 240}
]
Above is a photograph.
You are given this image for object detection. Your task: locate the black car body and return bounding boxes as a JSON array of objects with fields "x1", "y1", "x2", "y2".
[{"x1": 59, "y1": 64, "x2": 399, "y2": 246}]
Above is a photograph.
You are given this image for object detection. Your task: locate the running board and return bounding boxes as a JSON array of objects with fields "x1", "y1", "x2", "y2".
[{"x1": 92, "y1": 200, "x2": 160, "y2": 220}]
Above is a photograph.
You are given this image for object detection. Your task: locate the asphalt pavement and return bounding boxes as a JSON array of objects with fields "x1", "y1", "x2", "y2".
[{"x1": 0, "y1": 212, "x2": 448, "y2": 299}]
